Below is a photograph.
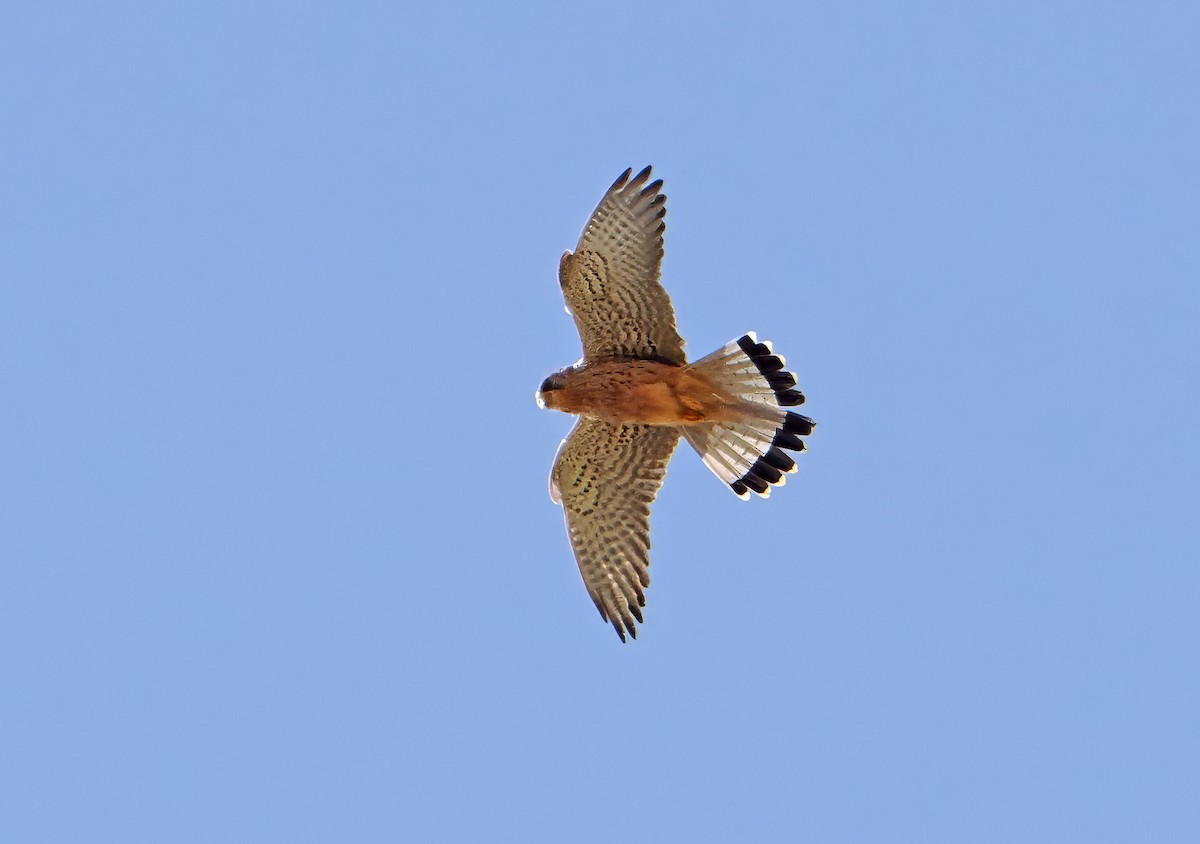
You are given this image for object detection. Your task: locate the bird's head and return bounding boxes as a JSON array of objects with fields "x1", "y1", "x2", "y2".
[{"x1": 535, "y1": 369, "x2": 570, "y2": 411}]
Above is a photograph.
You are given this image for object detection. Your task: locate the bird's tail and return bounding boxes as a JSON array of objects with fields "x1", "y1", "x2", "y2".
[{"x1": 682, "y1": 333, "x2": 815, "y2": 499}]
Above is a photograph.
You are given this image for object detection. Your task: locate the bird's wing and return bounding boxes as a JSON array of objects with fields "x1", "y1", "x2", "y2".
[
  {"x1": 550, "y1": 417, "x2": 681, "y2": 641},
  {"x1": 559, "y1": 166, "x2": 687, "y2": 365}
]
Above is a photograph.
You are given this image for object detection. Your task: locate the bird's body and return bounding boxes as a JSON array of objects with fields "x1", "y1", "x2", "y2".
[
  {"x1": 538, "y1": 166, "x2": 816, "y2": 641},
  {"x1": 540, "y1": 359, "x2": 743, "y2": 426}
]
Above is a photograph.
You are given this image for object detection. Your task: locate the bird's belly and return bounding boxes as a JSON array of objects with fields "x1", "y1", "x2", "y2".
[
  {"x1": 594, "y1": 381, "x2": 692, "y2": 425},
  {"x1": 568, "y1": 364, "x2": 730, "y2": 426}
]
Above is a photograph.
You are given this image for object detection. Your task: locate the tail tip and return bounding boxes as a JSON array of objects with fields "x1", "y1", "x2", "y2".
[
  {"x1": 729, "y1": 411, "x2": 814, "y2": 499},
  {"x1": 736, "y1": 333, "x2": 809, "y2": 406}
]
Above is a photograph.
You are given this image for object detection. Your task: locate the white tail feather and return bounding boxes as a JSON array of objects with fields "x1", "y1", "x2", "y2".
[{"x1": 683, "y1": 333, "x2": 815, "y2": 499}]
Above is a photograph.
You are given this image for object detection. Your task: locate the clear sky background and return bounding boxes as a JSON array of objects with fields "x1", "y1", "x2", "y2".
[{"x1": 3, "y1": 2, "x2": 1198, "y2": 842}]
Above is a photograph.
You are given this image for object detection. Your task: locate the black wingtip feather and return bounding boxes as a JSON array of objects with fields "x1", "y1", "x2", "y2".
[
  {"x1": 627, "y1": 166, "x2": 653, "y2": 193},
  {"x1": 613, "y1": 620, "x2": 627, "y2": 642}
]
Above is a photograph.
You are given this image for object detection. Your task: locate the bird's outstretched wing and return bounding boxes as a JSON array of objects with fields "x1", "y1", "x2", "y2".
[
  {"x1": 559, "y1": 166, "x2": 686, "y2": 365},
  {"x1": 550, "y1": 417, "x2": 681, "y2": 641}
]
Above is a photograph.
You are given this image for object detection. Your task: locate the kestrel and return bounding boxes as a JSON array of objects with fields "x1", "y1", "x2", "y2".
[{"x1": 537, "y1": 166, "x2": 815, "y2": 641}]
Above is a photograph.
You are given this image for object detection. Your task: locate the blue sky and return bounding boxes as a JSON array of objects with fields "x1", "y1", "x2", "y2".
[{"x1": 3, "y1": 2, "x2": 1198, "y2": 841}]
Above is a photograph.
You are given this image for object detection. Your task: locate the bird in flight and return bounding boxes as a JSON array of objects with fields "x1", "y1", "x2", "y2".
[{"x1": 537, "y1": 166, "x2": 815, "y2": 641}]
